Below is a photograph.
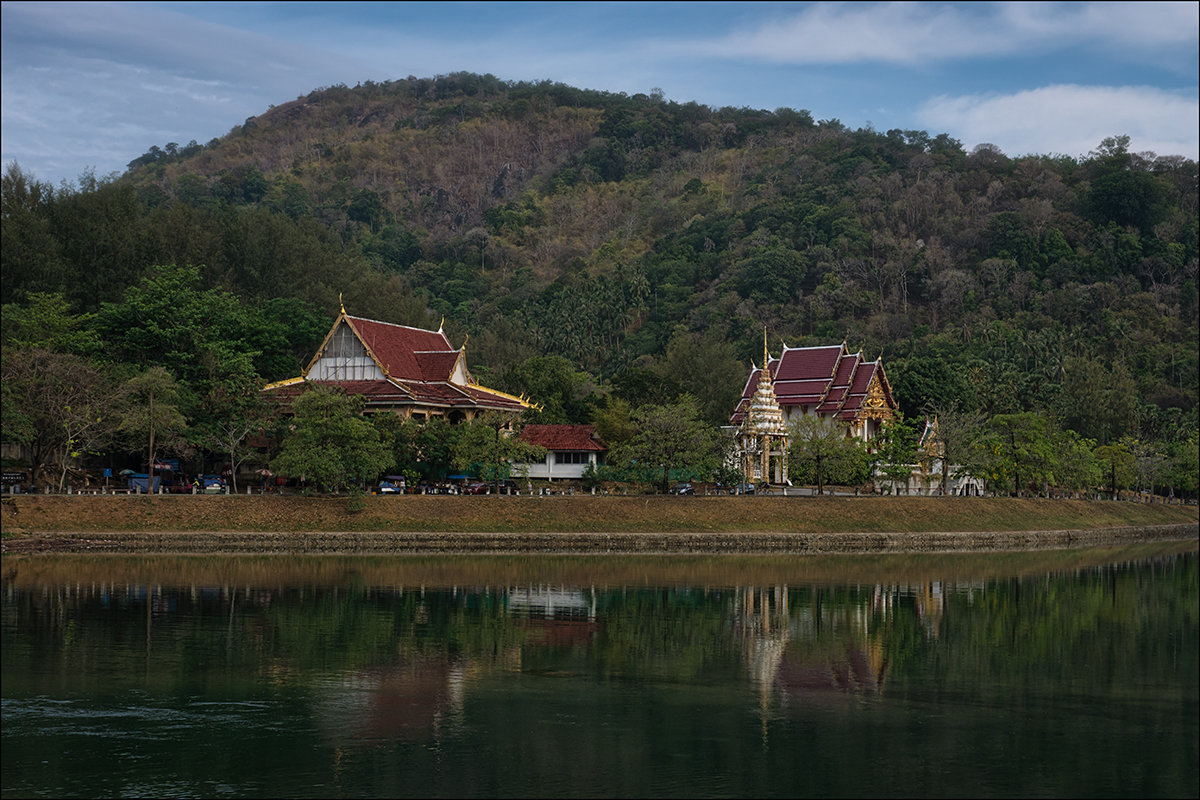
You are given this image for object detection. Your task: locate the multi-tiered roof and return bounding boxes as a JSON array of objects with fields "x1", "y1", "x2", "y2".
[
  {"x1": 730, "y1": 342, "x2": 896, "y2": 426},
  {"x1": 264, "y1": 308, "x2": 530, "y2": 415}
]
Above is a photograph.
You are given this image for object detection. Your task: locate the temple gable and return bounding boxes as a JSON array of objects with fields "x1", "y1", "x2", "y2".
[{"x1": 307, "y1": 319, "x2": 384, "y2": 382}]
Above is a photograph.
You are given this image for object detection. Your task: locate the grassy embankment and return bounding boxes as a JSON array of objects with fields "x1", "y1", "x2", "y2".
[{"x1": 1, "y1": 494, "x2": 1194, "y2": 554}]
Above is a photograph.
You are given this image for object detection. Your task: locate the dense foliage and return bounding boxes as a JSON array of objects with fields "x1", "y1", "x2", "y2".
[{"x1": 2, "y1": 73, "x2": 1196, "y2": 495}]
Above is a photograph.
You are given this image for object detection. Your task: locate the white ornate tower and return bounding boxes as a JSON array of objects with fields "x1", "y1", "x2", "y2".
[{"x1": 739, "y1": 331, "x2": 790, "y2": 485}]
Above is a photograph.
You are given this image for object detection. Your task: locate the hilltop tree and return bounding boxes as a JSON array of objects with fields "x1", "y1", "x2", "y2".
[
  {"x1": 375, "y1": 414, "x2": 461, "y2": 483},
  {"x1": 199, "y1": 370, "x2": 275, "y2": 494},
  {"x1": 0, "y1": 291, "x2": 101, "y2": 355},
  {"x1": 980, "y1": 412, "x2": 1060, "y2": 497},
  {"x1": 1093, "y1": 440, "x2": 1137, "y2": 498},
  {"x1": 500, "y1": 355, "x2": 599, "y2": 424}
]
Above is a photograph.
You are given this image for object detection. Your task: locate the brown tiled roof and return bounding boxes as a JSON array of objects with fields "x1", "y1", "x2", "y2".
[
  {"x1": 837, "y1": 361, "x2": 874, "y2": 419},
  {"x1": 518, "y1": 424, "x2": 607, "y2": 451}
]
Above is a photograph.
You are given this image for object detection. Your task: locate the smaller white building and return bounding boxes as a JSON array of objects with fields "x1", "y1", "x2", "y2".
[{"x1": 516, "y1": 425, "x2": 608, "y2": 481}]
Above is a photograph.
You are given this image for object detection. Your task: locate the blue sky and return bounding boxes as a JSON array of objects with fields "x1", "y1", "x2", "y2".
[{"x1": 3, "y1": 1, "x2": 1197, "y2": 187}]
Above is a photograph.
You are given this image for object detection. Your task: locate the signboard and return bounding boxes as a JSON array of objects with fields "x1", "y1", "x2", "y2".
[{"x1": 2, "y1": 471, "x2": 26, "y2": 485}]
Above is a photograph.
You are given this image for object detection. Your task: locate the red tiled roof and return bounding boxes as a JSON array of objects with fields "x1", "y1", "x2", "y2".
[
  {"x1": 817, "y1": 354, "x2": 860, "y2": 413},
  {"x1": 413, "y1": 350, "x2": 461, "y2": 382},
  {"x1": 268, "y1": 313, "x2": 530, "y2": 414},
  {"x1": 347, "y1": 316, "x2": 455, "y2": 381},
  {"x1": 729, "y1": 343, "x2": 896, "y2": 425},
  {"x1": 316, "y1": 379, "x2": 413, "y2": 400},
  {"x1": 264, "y1": 378, "x2": 413, "y2": 402},
  {"x1": 817, "y1": 387, "x2": 848, "y2": 413},
  {"x1": 773, "y1": 345, "x2": 841, "y2": 382},
  {"x1": 849, "y1": 360, "x2": 876, "y2": 394},
  {"x1": 518, "y1": 424, "x2": 607, "y2": 451},
  {"x1": 404, "y1": 382, "x2": 470, "y2": 404},
  {"x1": 833, "y1": 353, "x2": 858, "y2": 384}
]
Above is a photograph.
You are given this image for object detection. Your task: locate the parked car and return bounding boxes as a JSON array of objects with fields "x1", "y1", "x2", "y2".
[
  {"x1": 464, "y1": 482, "x2": 491, "y2": 495},
  {"x1": 669, "y1": 482, "x2": 695, "y2": 495},
  {"x1": 377, "y1": 480, "x2": 401, "y2": 494},
  {"x1": 732, "y1": 482, "x2": 756, "y2": 495}
]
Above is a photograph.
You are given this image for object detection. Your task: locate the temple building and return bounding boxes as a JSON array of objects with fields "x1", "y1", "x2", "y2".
[
  {"x1": 263, "y1": 305, "x2": 530, "y2": 421},
  {"x1": 729, "y1": 338, "x2": 899, "y2": 484}
]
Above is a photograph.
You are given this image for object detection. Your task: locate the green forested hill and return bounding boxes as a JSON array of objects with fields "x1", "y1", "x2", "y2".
[{"x1": 2, "y1": 73, "x2": 1196, "y2": 474}]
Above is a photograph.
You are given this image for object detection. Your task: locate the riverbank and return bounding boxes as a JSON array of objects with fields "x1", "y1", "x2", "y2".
[{"x1": 1, "y1": 494, "x2": 1195, "y2": 554}]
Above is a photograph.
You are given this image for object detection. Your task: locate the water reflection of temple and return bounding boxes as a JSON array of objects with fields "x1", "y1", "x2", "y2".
[
  {"x1": 8, "y1": 579, "x2": 963, "y2": 755},
  {"x1": 735, "y1": 582, "x2": 950, "y2": 709}
]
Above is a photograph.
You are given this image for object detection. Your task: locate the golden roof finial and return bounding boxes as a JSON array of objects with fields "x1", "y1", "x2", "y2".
[
  {"x1": 438, "y1": 316, "x2": 444, "y2": 333},
  {"x1": 339, "y1": 293, "x2": 345, "y2": 315},
  {"x1": 762, "y1": 327, "x2": 770, "y2": 372}
]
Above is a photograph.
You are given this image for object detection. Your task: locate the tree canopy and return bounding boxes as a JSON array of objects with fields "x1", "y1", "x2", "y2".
[{"x1": 271, "y1": 387, "x2": 391, "y2": 493}]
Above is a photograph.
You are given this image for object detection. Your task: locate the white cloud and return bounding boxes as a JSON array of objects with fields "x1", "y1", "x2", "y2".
[
  {"x1": 0, "y1": 1, "x2": 369, "y2": 182},
  {"x1": 700, "y1": 1, "x2": 1198, "y2": 66},
  {"x1": 2, "y1": 1, "x2": 351, "y2": 89},
  {"x1": 918, "y1": 84, "x2": 1200, "y2": 159}
]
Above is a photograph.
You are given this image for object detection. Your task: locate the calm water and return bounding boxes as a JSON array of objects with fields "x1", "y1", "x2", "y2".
[{"x1": 2, "y1": 543, "x2": 1197, "y2": 799}]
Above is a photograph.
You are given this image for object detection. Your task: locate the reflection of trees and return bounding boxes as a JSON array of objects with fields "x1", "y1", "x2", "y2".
[
  {"x1": 0, "y1": 579, "x2": 962, "y2": 705},
  {"x1": 5, "y1": 557, "x2": 1194, "y2": 800}
]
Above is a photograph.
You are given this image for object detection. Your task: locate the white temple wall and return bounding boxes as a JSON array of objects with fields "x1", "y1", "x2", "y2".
[{"x1": 309, "y1": 356, "x2": 383, "y2": 381}]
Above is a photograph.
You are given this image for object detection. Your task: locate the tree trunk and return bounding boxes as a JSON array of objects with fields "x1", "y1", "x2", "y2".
[{"x1": 148, "y1": 389, "x2": 157, "y2": 494}]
